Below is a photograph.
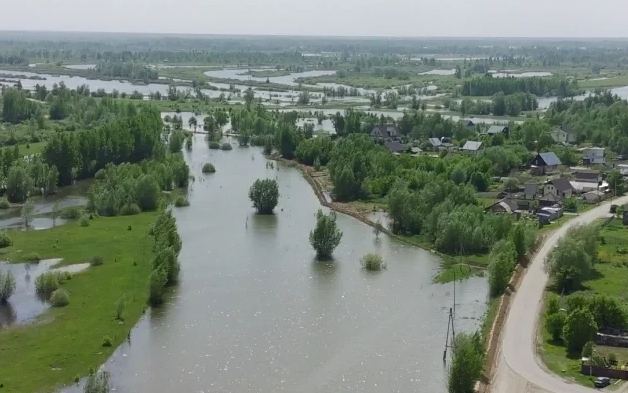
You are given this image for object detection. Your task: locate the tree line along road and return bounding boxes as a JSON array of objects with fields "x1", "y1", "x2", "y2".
[{"x1": 491, "y1": 195, "x2": 628, "y2": 393}]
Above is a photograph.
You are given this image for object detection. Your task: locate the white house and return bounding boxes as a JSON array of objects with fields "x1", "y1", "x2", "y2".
[
  {"x1": 550, "y1": 124, "x2": 577, "y2": 144},
  {"x1": 582, "y1": 147, "x2": 605, "y2": 165}
]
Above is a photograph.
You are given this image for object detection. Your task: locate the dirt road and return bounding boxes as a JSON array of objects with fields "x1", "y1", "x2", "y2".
[{"x1": 491, "y1": 196, "x2": 628, "y2": 393}]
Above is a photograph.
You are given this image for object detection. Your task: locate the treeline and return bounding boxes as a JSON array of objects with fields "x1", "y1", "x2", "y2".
[
  {"x1": 449, "y1": 92, "x2": 538, "y2": 116},
  {"x1": 42, "y1": 106, "x2": 164, "y2": 185},
  {"x1": 92, "y1": 62, "x2": 159, "y2": 82},
  {"x1": 462, "y1": 76, "x2": 581, "y2": 97},
  {"x1": 0, "y1": 150, "x2": 59, "y2": 203}
]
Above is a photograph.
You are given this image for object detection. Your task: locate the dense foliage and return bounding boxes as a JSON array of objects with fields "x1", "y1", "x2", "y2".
[
  {"x1": 447, "y1": 332, "x2": 485, "y2": 393},
  {"x1": 462, "y1": 76, "x2": 580, "y2": 97},
  {"x1": 148, "y1": 210, "x2": 182, "y2": 305},
  {"x1": 0, "y1": 270, "x2": 16, "y2": 303}
]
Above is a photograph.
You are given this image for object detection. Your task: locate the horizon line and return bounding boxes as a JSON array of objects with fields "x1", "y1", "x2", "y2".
[{"x1": 1, "y1": 29, "x2": 628, "y2": 41}]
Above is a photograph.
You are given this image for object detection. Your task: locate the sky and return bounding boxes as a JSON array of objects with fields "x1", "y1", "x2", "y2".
[{"x1": 1, "y1": 0, "x2": 628, "y2": 38}]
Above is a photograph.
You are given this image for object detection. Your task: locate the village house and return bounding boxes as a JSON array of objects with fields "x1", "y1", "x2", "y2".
[
  {"x1": 483, "y1": 125, "x2": 509, "y2": 137},
  {"x1": 384, "y1": 141, "x2": 409, "y2": 154},
  {"x1": 543, "y1": 178, "x2": 575, "y2": 199},
  {"x1": 461, "y1": 141, "x2": 483, "y2": 154},
  {"x1": 530, "y1": 152, "x2": 562, "y2": 175},
  {"x1": 460, "y1": 119, "x2": 475, "y2": 130},
  {"x1": 583, "y1": 190, "x2": 607, "y2": 204},
  {"x1": 550, "y1": 124, "x2": 577, "y2": 144},
  {"x1": 370, "y1": 124, "x2": 401, "y2": 141},
  {"x1": 582, "y1": 147, "x2": 606, "y2": 165},
  {"x1": 571, "y1": 170, "x2": 607, "y2": 194},
  {"x1": 485, "y1": 198, "x2": 520, "y2": 215},
  {"x1": 524, "y1": 183, "x2": 541, "y2": 200}
]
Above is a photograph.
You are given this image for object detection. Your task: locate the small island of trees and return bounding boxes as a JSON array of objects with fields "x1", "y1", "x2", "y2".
[
  {"x1": 309, "y1": 209, "x2": 343, "y2": 259},
  {"x1": 248, "y1": 179, "x2": 279, "y2": 214}
]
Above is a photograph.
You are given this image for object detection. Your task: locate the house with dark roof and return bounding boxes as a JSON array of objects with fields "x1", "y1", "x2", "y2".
[
  {"x1": 371, "y1": 124, "x2": 401, "y2": 140},
  {"x1": 574, "y1": 170, "x2": 601, "y2": 184},
  {"x1": 550, "y1": 124, "x2": 577, "y2": 144},
  {"x1": 384, "y1": 141, "x2": 409, "y2": 154},
  {"x1": 485, "y1": 198, "x2": 519, "y2": 214},
  {"x1": 461, "y1": 119, "x2": 475, "y2": 129},
  {"x1": 530, "y1": 152, "x2": 562, "y2": 175},
  {"x1": 484, "y1": 125, "x2": 509, "y2": 137},
  {"x1": 428, "y1": 137, "x2": 441, "y2": 148},
  {"x1": 543, "y1": 178, "x2": 575, "y2": 200},
  {"x1": 524, "y1": 183, "x2": 541, "y2": 200},
  {"x1": 461, "y1": 141, "x2": 483, "y2": 154}
]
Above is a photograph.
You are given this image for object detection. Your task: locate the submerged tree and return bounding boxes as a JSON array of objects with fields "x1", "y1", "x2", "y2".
[
  {"x1": 248, "y1": 179, "x2": 279, "y2": 214},
  {"x1": 0, "y1": 270, "x2": 16, "y2": 304},
  {"x1": 83, "y1": 370, "x2": 110, "y2": 393},
  {"x1": 309, "y1": 209, "x2": 343, "y2": 259},
  {"x1": 21, "y1": 199, "x2": 35, "y2": 229}
]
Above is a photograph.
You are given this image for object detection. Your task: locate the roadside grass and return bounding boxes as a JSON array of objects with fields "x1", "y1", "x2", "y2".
[
  {"x1": 538, "y1": 218, "x2": 628, "y2": 387},
  {"x1": 481, "y1": 296, "x2": 501, "y2": 343},
  {"x1": 0, "y1": 212, "x2": 158, "y2": 393}
]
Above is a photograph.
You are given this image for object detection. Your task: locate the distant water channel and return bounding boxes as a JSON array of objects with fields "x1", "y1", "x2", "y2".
[{"x1": 59, "y1": 135, "x2": 487, "y2": 393}]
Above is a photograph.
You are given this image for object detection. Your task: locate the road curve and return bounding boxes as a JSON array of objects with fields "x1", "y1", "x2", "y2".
[{"x1": 491, "y1": 196, "x2": 628, "y2": 393}]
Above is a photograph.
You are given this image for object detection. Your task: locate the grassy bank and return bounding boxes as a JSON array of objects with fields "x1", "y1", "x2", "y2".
[
  {"x1": 0, "y1": 212, "x2": 158, "y2": 393},
  {"x1": 1, "y1": 141, "x2": 47, "y2": 157},
  {"x1": 579, "y1": 75, "x2": 628, "y2": 89},
  {"x1": 538, "y1": 218, "x2": 628, "y2": 386}
]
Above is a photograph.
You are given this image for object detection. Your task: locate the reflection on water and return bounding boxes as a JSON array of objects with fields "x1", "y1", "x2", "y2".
[{"x1": 60, "y1": 135, "x2": 488, "y2": 393}]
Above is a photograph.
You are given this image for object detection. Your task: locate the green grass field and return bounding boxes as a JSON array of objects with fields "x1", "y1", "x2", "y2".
[
  {"x1": 0, "y1": 212, "x2": 158, "y2": 393},
  {"x1": 1, "y1": 141, "x2": 48, "y2": 157},
  {"x1": 538, "y1": 218, "x2": 628, "y2": 386},
  {"x1": 579, "y1": 75, "x2": 628, "y2": 89}
]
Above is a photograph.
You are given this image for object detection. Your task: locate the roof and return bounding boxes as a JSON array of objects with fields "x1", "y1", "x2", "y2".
[
  {"x1": 524, "y1": 183, "x2": 540, "y2": 195},
  {"x1": 462, "y1": 141, "x2": 483, "y2": 151},
  {"x1": 384, "y1": 141, "x2": 407, "y2": 153},
  {"x1": 558, "y1": 124, "x2": 576, "y2": 134},
  {"x1": 428, "y1": 137, "x2": 441, "y2": 147},
  {"x1": 486, "y1": 198, "x2": 519, "y2": 213},
  {"x1": 410, "y1": 147, "x2": 423, "y2": 154},
  {"x1": 583, "y1": 147, "x2": 605, "y2": 152},
  {"x1": 538, "y1": 152, "x2": 562, "y2": 167},
  {"x1": 486, "y1": 125, "x2": 508, "y2": 134},
  {"x1": 540, "y1": 193, "x2": 560, "y2": 202},
  {"x1": 549, "y1": 178, "x2": 575, "y2": 192},
  {"x1": 461, "y1": 119, "x2": 475, "y2": 127},
  {"x1": 574, "y1": 171, "x2": 600, "y2": 182},
  {"x1": 371, "y1": 124, "x2": 400, "y2": 138}
]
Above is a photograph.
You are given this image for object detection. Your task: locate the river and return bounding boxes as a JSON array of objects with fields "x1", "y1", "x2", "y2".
[{"x1": 57, "y1": 134, "x2": 487, "y2": 393}]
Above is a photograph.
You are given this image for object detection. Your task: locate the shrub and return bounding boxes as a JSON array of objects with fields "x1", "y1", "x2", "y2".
[
  {"x1": 202, "y1": 163, "x2": 216, "y2": 174},
  {"x1": 35, "y1": 272, "x2": 60, "y2": 298},
  {"x1": 90, "y1": 255, "x2": 104, "y2": 266},
  {"x1": 248, "y1": 179, "x2": 279, "y2": 214},
  {"x1": 581, "y1": 341, "x2": 595, "y2": 358},
  {"x1": 361, "y1": 253, "x2": 386, "y2": 271},
  {"x1": 24, "y1": 252, "x2": 41, "y2": 262},
  {"x1": 545, "y1": 312, "x2": 566, "y2": 341},
  {"x1": 0, "y1": 233, "x2": 12, "y2": 248},
  {"x1": 84, "y1": 371, "x2": 110, "y2": 393},
  {"x1": 174, "y1": 196, "x2": 190, "y2": 207},
  {"x1": 102, "y1": 335, "x2": 112, "y2": 347},
  {"x1": 0, "y1": 270, "x2": 16, "y2": 303},
  {"x1": 148, "y1": 266, "x2": 168, "y2": 306},
  {"x1": 120, "y1": 204, "x2": 141, "y2": 216},
  {"x1": 220, "y1": 143, "x2": 233, "y2": 151},
  {"x1": 79, "y1": 214, "x2": 90, "y2": 227},
  {"x1": 0, "y1": 197, "x2": 9, "y2": 209},
  {"x1": 60, "y1": 206, "x2": 82, "y2": 219},
  {"x1": 50, "y1": 288, "x2": 69, "y2": 307},
  {"x1": 563, "y1": 308, "x2": 598, "y2": 353},
  {"x1": 115, "y1": 295, "x2": 126, "y2": 320},
  {"x1": 208, "y1": 141, "x2": 220, "y2": 149}
]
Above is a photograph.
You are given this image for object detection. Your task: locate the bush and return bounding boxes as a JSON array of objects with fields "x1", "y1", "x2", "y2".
[
  {"x1": 0, "y1": 270, "x2": 16, "y2": 303},
  {"x1": 581, "y1": 341, "x2": 595, "y2": 358},
  {"x1": 174, "y1": 196, "x2": 190, "y2": 207},
  {"x1": 84, "y1": 371, "x2": 110, "y2": 393},
  {"x1": 49, "y1": 288, "x2": 69, "y2": 307},
  {"x1": 309, "y1": 210, "x2": 343, "y2": 259},
  {"x1": 361, "y1": 253, "x2": 386, "y2": 271},
  {"x1": 60, "y1": 206, "x2": 82, "y2": 219},
  {"x1": 0, "y1": 233, "x2": 12, "y2": 248},
  {"x1": 116, "y1": 295, "x2": 126, "y2": 320},
  {"x1": 545, "y1": 312, "x2": 566, "y2": 341},
  {"x1": 202, "y1": 163, "x2": 216, "y2": 173},
  {"x1": 248, "y1": 179, "x2": 279, "y2": 214},
  {"x1": 102, "y1": 335, "x2": 112, "y2": 347},
  {"x1": 563, "y1": 308, "x2": 598, "y2": 353},
  {"x1": 220, "y1": 143, "x2": 233, "y2": 151},
  {"x1": 79, "y1": 214, "x2": 90, "y2": 227},
  {"x1": 35, "y1": 272, "x2": 60, "y2": 298},
  {"x1": 120, "y1": 204, "x2": 141, "y2": 216},
  {"x1": 24, "y1": 252, "x2": 41, "y2": 262},
  {"x1": 90, "y1": 255, "x2": 104, "y2": 266},
  {"x1": 148, "y1": 266, "x2": 168, "y2": 306},
  {"x1": 0, "y1": 197, "x2": 9, "y2": 209},
  {"x1": 208, "y1": 141, "x2": 220, "y2": 149}
]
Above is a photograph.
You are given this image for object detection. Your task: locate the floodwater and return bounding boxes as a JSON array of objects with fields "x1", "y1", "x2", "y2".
[
  {"x1": 419, "y1": 69, "x2": 456, "y2": 76},
  {"x1": 203, "y1": 68, "x2": 337, "y2": 87},
  {"x1": 64, "y1": 64, "x2": 96, "y2": 70},
  {"x1": 60, "y1": 134, "x2": 488, "y2": 393},
  {"x1": 490, "y1": 71, "x2": 553, "y2": 78},
  {"x1": 0, "y1": 259, "x2": 88, "y2": 328}
]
